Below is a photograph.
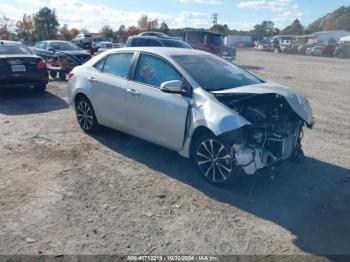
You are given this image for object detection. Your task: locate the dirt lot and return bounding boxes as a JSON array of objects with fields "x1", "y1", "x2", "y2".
[{"x1": 0, "y1": 50, "x2": 350, "y2": 257}]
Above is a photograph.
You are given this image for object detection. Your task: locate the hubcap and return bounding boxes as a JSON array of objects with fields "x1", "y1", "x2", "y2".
[
  {"x1": 196, "y1": 139, "x2": 233, "y2": 183},
  {"x1": 76, "y1": 101, "x2": 93, "y2": 130}
]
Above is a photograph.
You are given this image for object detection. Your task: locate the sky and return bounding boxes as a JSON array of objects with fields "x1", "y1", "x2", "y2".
[{"x1": 0, "y1": 0, "x2": 349, "y2": 32}]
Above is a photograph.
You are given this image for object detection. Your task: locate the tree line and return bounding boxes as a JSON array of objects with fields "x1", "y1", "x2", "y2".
[{"x1": 1, "y1": 5, "x2": 349, "y2": 43}]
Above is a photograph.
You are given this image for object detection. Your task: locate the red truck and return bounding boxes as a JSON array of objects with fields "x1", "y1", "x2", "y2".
[{"x1": 183, "y1": 30, "x2": 236, "y2": 61}]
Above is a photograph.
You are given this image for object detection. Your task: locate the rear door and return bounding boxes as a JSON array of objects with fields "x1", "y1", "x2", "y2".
[
  {"x1": 88, "y1": 52, "x2": 134, "y2": 131},
  {"x1": 126, "y1": 53, "x2": 189, "y2": 150}
]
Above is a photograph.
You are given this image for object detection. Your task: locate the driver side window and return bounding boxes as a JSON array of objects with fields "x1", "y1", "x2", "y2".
[{"x1": 134, "y1": 54, "x2": 181, "y2": 88}]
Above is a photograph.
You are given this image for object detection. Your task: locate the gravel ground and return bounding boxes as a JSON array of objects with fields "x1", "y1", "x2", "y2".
[{"x1": 0, "y1": 50, "x2": 349, "y2": 257}]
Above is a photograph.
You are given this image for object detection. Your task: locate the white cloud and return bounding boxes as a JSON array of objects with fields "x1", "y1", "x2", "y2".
[
  {"x1": 0, "y1": 0, "x2": 216, "y2": 31},
  {"x1": 179, "y1": 0, "x2": 222, "y2": 5},
  {"x1": 237, "y1": 0, "x2": 303, "y2": 25}
]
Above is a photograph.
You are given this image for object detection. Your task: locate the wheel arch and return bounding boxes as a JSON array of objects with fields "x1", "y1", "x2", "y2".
[{"x1": 189, "y1": 126, "x2": 215, "y2": 159}]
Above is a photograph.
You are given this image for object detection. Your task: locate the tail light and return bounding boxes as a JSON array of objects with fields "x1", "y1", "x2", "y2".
[
  {"x1": 68, "y1": 72, "x2": 75, "y2": 80},
  {"x1": 36, "y1": 60, "x2": 47, "y2": 70}
]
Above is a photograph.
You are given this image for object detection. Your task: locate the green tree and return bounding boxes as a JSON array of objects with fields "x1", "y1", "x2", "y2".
[
  {"x1": 253, "y1": 20, "x2": 275, "y2": 38},
  {"x1": 281, "y1": 19, "x2": 304, "y2": 35},
  {"x1": 210, "y1": 24, "x2": 230, "y2": 35},
  {"x1": 34, "y1": 7, "x2": 59, "y2": 40},
  {"x1": 307, "y1": 5, "x2": 350, "y2": 33},
  {"x1": 100, "y1": 25, "x2": 114, "y2": 40},
  {"x1": 159, "y1": 21, "x2": 169, "y2": 34}
]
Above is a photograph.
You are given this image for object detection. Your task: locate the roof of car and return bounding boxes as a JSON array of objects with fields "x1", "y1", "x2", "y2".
[
  {"x1": 104, "y1": 46, "x2": 209, "y2": 57},
  {"x1": 129, "y1": 35, "x2": 181, "y2": 41},
  {"x1": 41, "y1": 40, "x2": 73, "y2": 43}
]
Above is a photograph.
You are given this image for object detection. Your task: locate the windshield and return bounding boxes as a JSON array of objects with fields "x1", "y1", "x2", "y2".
[
  {"x1": 162, "y1": 40, "x2": 192, "y2": 49},
  {"x1": 172, "y1": 54, "x2": 263, "y2": 91},
  {"x1": 49, "y1": 42, "x2": 80, "y2": 51},
  {"x1": 208, "y1": 34, "x2": 224, "y2": 46},
  {"x1": 0, "y1": 44, "x2": 33, "y2": 55}
]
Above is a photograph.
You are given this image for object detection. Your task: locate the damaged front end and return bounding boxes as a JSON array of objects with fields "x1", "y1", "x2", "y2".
[{"x1": 212, "y1": 84, "x2": 314, "y2": 175}]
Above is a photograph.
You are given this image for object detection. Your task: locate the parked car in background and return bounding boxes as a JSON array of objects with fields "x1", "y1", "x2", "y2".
[
  {"x1": 298, "y1": 44, "x2": 312, "y2": 55},
  {"x1": 67, "y1": 47, "x2": 313, "y2": 186},
  {"x1": 255, "y1": 42, "x2": 273, "y2": 52},
  {"x1": 92, "y1": 37, "x2": 113, "y2": 52},
  {"x1": 31, "y1": 40, "x2": 91, "y2": 80},
  {"x1": 0, "y1": 40, "x2": 48, "y2": 92},
  {"x1": 126, "y1": 36, "x2": 192, "y2": 49},
  {"x1": 138, "y1": 32, "x2": 169, "y2": 38},
  {"x1": 334, "y1": 44, "x2": 350, "y2": 58},
  {"x1": 323, "y1": 43, "x2": 338, "y2": 57},
  {"x1": 183, "y1": 30, "x2": 236, "y2": 61},
  {"x1": 113, "y1": 43, "x2": 125, "y2": 48},
  {"x1": 306, "y1": 45, "x2": 325, "y2": 56},
  {"x1": 72, "y1": 33, "x2": 93, "y2": 49}
]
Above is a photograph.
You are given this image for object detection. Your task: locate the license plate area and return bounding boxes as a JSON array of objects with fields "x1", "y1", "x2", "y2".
[{"x1": 11, "y1": 65, "x2": 26, "y2": 72}]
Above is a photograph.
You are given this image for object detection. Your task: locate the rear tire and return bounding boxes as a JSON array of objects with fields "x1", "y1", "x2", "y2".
[
  {"x1": 191, "y1": 133, "x2": 239, "y2": 186},
  {"x1": 75, "y1": 96, "x2": 99, "y2": 133}
]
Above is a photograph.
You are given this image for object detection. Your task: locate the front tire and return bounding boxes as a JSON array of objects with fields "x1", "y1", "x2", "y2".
[
  {"x1": 50, "y1": 71, "x2": 57, "y2": 78},
  {"x1": 75, "y1": 96, "x2": 99, "y2": 133},
  {"x1": 192, "y1": 133, "x2": 238, "y2": 186}
]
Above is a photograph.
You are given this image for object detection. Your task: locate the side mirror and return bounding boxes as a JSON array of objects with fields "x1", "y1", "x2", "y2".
[
  {"x1": 160, "y1": 80, "x2": 182, "y2": 94},
  {"x1": 48, "y1": 47, "x2": 55, "y2": 53}
]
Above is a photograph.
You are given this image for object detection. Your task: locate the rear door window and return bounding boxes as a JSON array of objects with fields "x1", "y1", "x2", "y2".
[
  {"x1": 144, "y1": 39, "x2": 162, "y2": 47},
  {"x1": 102, "y1": 53, "x2": 133, "y2": 78}
]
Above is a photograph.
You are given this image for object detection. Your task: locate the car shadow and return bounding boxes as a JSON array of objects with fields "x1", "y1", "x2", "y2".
[
  {"x1": 91, "y1": 127, "x2": 350, "y2": 256},
  {"x1": 0, "y1": 88, "x2": 68, "y2": 115},
  {"x1": 237, "y1": 64, "x2": 264, "y2": 71}
]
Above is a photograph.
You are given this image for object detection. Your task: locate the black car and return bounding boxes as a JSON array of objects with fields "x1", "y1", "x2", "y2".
[
  {"x1": 31, "y1": 40, "x2": 91, "y2": 80},
  {"x1": 126, "y1": 36, "x2": 192, "y2": 49},
  {"x1": 0, "y1": 40, "x2": 48, "y2": 92}
]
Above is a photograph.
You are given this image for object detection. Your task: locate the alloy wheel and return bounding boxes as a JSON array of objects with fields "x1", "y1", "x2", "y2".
[
  {"x1": 76, "y1": 100, "x2": 93, "y2": 131},
  {"x1": 196, "y1": 139, "x2": 233, "y2": 184}
]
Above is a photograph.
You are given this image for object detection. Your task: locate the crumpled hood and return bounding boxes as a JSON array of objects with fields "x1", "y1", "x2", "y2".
[{"x1": 212, "y1": 81, "x2": 314, "y2": 126}]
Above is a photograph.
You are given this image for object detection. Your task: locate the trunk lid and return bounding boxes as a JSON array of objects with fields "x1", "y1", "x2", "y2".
[{"x1": 0, "y1": 55, "x2": 43, "y2": 76}]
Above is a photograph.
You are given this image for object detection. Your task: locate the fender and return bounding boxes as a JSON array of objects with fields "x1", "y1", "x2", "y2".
[{"x1": 178, "y1": 88, "x2": 251, "y2": 158}]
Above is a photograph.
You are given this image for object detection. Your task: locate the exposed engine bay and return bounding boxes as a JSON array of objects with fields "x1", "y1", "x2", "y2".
[{"x1": 215, "y1": 93, "x2": 305, "y2": 175}]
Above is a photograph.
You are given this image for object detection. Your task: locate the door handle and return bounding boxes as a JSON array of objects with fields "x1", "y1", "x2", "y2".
[
  {"x1": 88, "y1": 77, "x2": 97, "y2": 83},
  {"x1": 127, "y1": 88, "x2": 141, "y2": 96}
]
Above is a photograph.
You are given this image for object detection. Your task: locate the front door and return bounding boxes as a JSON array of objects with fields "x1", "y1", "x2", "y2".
[{"x1": 126, "y1": 53, "x2": 189, "y2": 151}]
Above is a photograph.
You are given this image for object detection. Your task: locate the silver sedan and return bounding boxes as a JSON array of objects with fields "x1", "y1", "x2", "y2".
[{"x1": 67, "y1": 47, "x2": 313, "y2": 186}]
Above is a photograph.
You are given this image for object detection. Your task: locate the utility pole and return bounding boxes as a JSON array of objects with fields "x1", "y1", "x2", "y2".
[{"x1": 212, "y1": 13, "x2": 218, "y2": 27}]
